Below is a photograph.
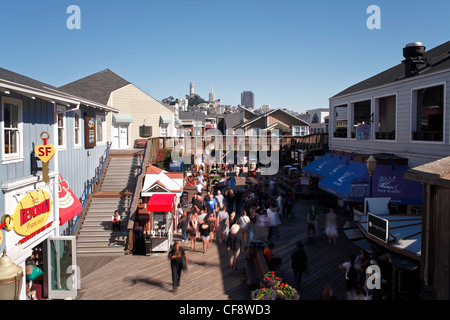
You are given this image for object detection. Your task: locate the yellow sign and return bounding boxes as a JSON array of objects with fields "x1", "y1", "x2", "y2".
[
  {"x1": 4, "y1": 190, "x2": 53, "y2": 237},
  {"x1": 34, "y1": 144, "x2": 56, "y2": 163},
  {"x1": 0, "y1": 230, "x2": 3, "y2": 246}
]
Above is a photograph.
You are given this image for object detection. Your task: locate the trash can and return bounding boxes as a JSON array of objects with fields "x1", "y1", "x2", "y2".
[
  {"x1": 145, "y1": 236, "x2": 152, "y2": 256},
  {"x1": 247, "y1": 240, "x2": 265, "y2": 259}
]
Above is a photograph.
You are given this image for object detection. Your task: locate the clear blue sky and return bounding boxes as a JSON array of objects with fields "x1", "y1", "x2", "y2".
[{"x1": 1, "y1": 0, "x2": 449, "y2": 113}]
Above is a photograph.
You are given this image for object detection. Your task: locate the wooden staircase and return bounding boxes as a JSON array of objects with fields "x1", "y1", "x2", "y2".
[{"x1": 76, "y1": 151, "x2": 143, "y2": 256}]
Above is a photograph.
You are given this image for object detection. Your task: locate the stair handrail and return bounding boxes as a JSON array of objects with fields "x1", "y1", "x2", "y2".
[
  {"x1": 69, "y1": 142, "x2": 113, "y2": 236},
  {"x1": 124, "y1": 140, "x2": 151, "y2": 252}
]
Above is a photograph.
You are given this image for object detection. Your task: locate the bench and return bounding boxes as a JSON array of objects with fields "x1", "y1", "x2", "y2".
[
  {"x1": 135, "y1": 139, "x2": 148, "y2": 148},
  {"x1": 244, "y1": 247, "x2": 269, "y2": 290}
]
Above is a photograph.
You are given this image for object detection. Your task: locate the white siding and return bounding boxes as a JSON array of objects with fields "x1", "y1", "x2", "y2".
[{"x1": 329, "y1": 70, "x2": 450, "y2": 167}]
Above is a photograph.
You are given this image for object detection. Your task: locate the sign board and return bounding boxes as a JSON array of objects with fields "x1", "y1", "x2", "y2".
[
  {"x1": 356, "y1": 124, "x2": 371, "y2": 141},
  {"x1": 367, "y1": 213, "x2": 389, "y2": 243},
  {"x1": 85, "y1": 116, "x2": 96, "y2": 148},
  {"x1": 350, "y1": 178, "x2": 369, "y2": 199}
]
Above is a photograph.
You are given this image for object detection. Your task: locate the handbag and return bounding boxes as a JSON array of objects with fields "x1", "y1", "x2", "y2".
[{"x1": 181, "y1": 254, "x2": 187, "y2": 271}]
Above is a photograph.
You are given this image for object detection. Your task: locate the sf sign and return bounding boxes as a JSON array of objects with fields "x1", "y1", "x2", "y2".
[{"x1": 34, "y1": 132, "x2": 55, "y2": 183}]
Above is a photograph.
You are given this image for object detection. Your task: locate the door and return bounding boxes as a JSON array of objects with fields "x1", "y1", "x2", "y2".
[
  {"x1": 113, "y1": 124, "x2": 129, "y2": 149},
  {"x1": 46, "y1": 236, "x2": 79, "y2": 300}
]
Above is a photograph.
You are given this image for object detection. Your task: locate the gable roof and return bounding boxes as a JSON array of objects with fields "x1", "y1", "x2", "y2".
[
  {"x1": 331, "y1": 40, "x2": 450, "y2": 99},
  {"x1": 0, "y1": 67, "x2": 119, "y2": 112},
  {"x1": 233, "y1": 108, "x2": 310, "y2": 129},
  {"x1": 59, "y1": 69, "x2": 130, "y2": 105}
]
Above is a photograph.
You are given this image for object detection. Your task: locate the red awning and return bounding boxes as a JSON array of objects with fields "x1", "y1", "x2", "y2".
[
  {"x1": 58, "y1": 174, "x2": 82, "y2": 226},
  {"x1": 147, "y1": 194, "x2": 176, "y2": 212}
]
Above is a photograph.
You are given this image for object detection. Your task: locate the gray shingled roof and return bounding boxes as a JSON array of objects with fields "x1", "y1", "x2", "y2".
[
  {"x1": 0, "y1": 67, "x2": 61, "y2": 92},
  {"x1": 332, "y1": 40, "x2": 450, "y2": 99},
  {"x1": 59, "y1": 69, "x2": 130, "y2": 105},
  {"x1": 0, "y1": 67, "x2": 119, "y2": 112}
]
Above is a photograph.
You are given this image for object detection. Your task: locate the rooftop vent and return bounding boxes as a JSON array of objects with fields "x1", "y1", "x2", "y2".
[{"x1": 402, "y1": 42, "x2": 430, "y2": 78}]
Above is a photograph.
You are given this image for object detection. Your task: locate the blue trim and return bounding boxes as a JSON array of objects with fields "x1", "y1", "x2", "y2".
[{"x1": 69, "y1": 142, "x2": 113, "y2": 235}]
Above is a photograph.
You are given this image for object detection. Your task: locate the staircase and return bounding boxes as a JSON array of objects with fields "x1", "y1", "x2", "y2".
[{"x1": 76, "y1": 152, "x2": 143, "y2": 256}]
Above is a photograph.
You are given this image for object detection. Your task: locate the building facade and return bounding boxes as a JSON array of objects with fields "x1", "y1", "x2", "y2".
[
  {"x1": 241, "y1": 91, "x2": 255, "y2": 110},
  {"x1": 0, "y1": 67, "x2": 118, "y2": 299}
]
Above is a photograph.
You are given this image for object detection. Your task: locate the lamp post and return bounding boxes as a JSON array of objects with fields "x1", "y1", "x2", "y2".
[
  {"x1": 0, "y1": 250, "x2": 23, "y2": 300},
  {"x1": 366, "y1": 155, "x2": 377, "y2": 197}
]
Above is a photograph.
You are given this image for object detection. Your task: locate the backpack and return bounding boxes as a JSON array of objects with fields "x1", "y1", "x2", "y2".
[{"x1": 347, "y1": 264, "x2": 358, "y2": 282}]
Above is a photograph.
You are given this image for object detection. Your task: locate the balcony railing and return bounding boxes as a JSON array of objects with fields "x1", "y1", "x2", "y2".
[
  {"x1": 375, "y1": 132, "x2": 396, "y2": 140},
  {"x1": 412, "y1": 131, "x2": 443, "y2": 141}
]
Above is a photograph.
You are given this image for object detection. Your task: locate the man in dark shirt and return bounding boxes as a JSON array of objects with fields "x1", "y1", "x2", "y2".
[
  {"x1": 290, "y1": 241, "x2": 308, "y2": 290},
  {"x1": 192, "y1": 193, "x2": 204, "y2": 212},
  {"x1": 168, "y1": 241, "x2": 187, "y2": 292}
]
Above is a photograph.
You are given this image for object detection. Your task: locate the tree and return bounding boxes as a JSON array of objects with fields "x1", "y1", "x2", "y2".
[{"x1": 162, "y1": 96, "x2": 176, "y2": 105}]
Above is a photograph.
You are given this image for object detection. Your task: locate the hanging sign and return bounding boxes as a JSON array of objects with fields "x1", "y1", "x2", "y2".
[
  {"x1": 3, "y1": 190, "x2": 53, "y2": 237},
  {"x1": 34, "y1": 132, "x2": 55, "y2": 183},
  {"x1": 85, "y1": 116, "x2": 96, "y2": 148},
  {"x1": 355, "y1": 124, "x2": 371, "y2": 141}
]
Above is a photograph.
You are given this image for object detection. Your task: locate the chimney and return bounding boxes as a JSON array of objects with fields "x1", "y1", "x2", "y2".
[{"x1": 402, "y1": 42, "x2": 429, "y2": 78}]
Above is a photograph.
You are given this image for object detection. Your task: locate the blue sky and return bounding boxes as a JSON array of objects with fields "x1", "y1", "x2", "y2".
[{"x1": 1, "y1": 0, "x2": 449, "y2": 113}]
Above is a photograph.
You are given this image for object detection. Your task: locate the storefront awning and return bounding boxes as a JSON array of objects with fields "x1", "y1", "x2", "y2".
[
  {"x1": 371, "y1": 164, "x2": 423, "y2": 205},
  {"x1": 303, "y1": 153, "x2": 351, "y2": 180},
  {"x1": 147, "y1": 194, "x2": 176, "y2": 212},
  {"x1": 113, "y1": 113, "x2": 134, "y2": 123},
  {"x1": 318, "y1": 160, "x2": 369, "y2": 201},
  {"x1": 160, "y1": 115, "x2": 172, "y2": 124},
  {"x1": 58, "y1": 174, "x2": 82, "y2": 226}
]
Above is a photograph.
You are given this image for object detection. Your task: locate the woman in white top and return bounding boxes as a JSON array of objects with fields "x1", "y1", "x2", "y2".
[{"x1": 238, "y1": 211, "x2": 251, "y2": 247}]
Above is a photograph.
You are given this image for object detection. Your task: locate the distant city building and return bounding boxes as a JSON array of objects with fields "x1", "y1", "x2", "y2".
[
  {"x1": 209, "y1": 83, "x2": 215, "y2": 103},
  {"x1": 190, "y1": 82, "x2": 194, "y2": 98},
  {"x1": 241, "y1": 91, "x2": 255, "y2": 109}
]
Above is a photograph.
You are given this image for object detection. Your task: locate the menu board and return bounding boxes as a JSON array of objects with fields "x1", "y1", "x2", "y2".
[{"x1": 85, "y1": 116, "x2": 96, "y2": 148}]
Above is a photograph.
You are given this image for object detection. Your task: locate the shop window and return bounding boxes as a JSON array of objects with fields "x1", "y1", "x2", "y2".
[
  {"x1": 2, "y1": 97, "x2": 23, "y2": 160},
  {"x1": 412, "y1": 84, "x2": 444, "y2": 141},
  {"x1": 160, "y1": 124, "x2": 168, "y2": 137},
  {"x1": 139, "y1": 125, "x2": 152, "y2": 137},
  {"x1": 375, "y1": 95, "x2": 396, "y2": 140}
]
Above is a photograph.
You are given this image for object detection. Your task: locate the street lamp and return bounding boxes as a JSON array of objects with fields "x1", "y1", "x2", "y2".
[
  {"x1": 0, "y1": 250, "x2": 23, "y2": 300},
  {"x1": 366, "y1": 155, "x2": 377, "y2": 197}
]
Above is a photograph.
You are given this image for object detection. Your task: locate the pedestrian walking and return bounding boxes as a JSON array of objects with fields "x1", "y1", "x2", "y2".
[
  {"x1": 168, "y1": 241, "x2": 187, "y2": 293},
  {"x1": 338, "y1": 254, "x2": 358, "y2": 294},
  {"x1": 290, "y1": 241, "x2": 308, "y2": 291},
  {"x1": 307, "y1": 205, "x2": 318, "y2": 234},
  {"x1": 199, "y1": 217, "x2": 211, "y2": 254},
  {"x1": 216, "y1": 206, "x2": 229, "y2": 244},
  {"x1": 188, "y1": 213, "x2": 198, "y2": 251},
  {"x1": 179, "y1": 211, "x2": 188, "y2": 242},
  {"x1": 238, "y1": 210, "x2": 251, "y2": 247},
  {"x1": 267, "y1": 205, "x2": 281, "y2": 241},
  {"x1": 325, "y1": 208, "x2": 338, "y2": 245},
  {"x1": 226, "y1": 224, "x2": 242, "y2": 270}
]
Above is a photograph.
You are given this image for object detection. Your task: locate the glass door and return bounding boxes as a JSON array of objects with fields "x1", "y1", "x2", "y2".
[{"x1": 46, "y1": 236, "x2": 78, "y2": 299}]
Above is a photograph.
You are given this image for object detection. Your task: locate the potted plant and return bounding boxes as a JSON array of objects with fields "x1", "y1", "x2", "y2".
[{"x1": 251, "y1": 271, "x2": 300, "y2": 300}]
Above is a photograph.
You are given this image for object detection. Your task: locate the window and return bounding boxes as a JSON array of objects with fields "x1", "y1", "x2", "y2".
[
  {"x1": 96, "y1": 115, "x2": 105, "y2": 143},
  {"x1": 351, "y1": 100, "x2": 371, "y2": 138},
  {"x1": 160, "y1": 124, "x2": 168, "y2": 137},
  {"x1": 293, "y1": 126, "x2": 301, "y2": 136},
  {"x1": 74, "y1": 112, "x2": 81, "y2": 147},
  {"x1": 412, "y1": 84, "x2": 444, "y2": 142},
  {"x1": 2, "y1": 97, "x2": 22, "y2": 160},
  {"x1": 333, "y1": 105, "x2": 348, "y2": 138},
  {"x1": 57, "y1": 111, "x2": 65, "y2": 147},
  {"x1": 375, "y1": 95, "x2": 396, "y2": 140}
]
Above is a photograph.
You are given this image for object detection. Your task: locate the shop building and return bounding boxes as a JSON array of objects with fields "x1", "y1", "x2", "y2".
[{"x1": 0, "y1": 67, "x2": 118, "y2": 299}]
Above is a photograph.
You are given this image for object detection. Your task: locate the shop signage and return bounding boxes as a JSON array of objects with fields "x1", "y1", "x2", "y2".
[
  {"x1": 17, "y1": 221, "x2": 53, "y2": 245},
  {"x1": 367, "y1": 213, "x2": 389, "y2": 243},
  {"x1": 4, "y1": 190, "x2": 53, "y2": 237},
  {"x1": 85, "y1": 116, "x2": 96, "y2": 148},
  {"x1": 355, "y1": 124, "x2": 371, "y2": 141},
  {"x1": 350, "y1": 178, "x2": 369, "y2": 198}
]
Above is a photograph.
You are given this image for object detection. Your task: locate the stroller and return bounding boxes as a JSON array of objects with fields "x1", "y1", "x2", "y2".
[{"x1": 307, "y1": 223, "x2": 316, "y2": 244}]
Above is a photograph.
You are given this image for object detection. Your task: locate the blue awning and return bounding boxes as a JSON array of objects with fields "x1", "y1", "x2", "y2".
[
  {"x1": 318, "y1": 161, "x2": 369, "y2": 201},
  {"x1": 303, "y1": 153, "x2": 351, "y2": 180}
]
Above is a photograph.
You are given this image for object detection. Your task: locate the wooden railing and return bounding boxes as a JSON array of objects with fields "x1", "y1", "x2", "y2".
[{"x1": 125, "y1": 139, "x2": 152, "y2": 253}]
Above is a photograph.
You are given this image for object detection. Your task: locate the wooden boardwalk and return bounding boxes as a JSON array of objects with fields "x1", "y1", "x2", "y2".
[{"x1": 76, "y1": 174, "x2": 360, "y2": 300}]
